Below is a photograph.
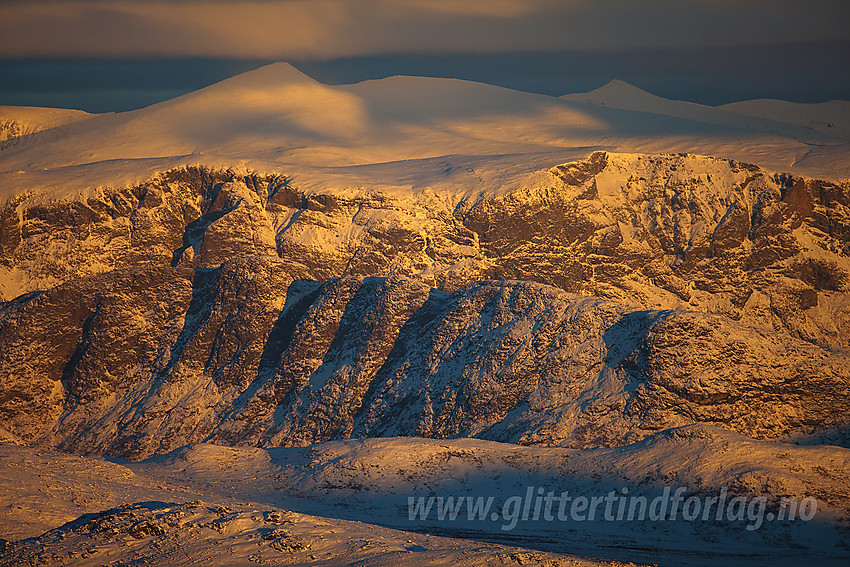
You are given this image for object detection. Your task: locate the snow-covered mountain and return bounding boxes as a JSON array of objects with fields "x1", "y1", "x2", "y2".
[
  {"x1": 720, "y1": 98, "x2": 850, "y2": 141},
  {"x1": 1, "y1": 63, "x2": 849, "y2": 566},
  {"x1": 0, "y1": 63, "x2": 848, "y2": 197},
  {"x1": 0, "y1": 106, "x2": 91, "y2": 144},
  {"x1": 562, "y1": 80, "x2": 850, "y2": 144}
]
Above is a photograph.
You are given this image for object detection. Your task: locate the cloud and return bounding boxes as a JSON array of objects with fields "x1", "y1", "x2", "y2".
[
  {"x1": 0, "y1": 0, "x2": 847, "y2": 59},
  {"x1": 399, "y1": 0, "x2": 556, "y2": 18}
]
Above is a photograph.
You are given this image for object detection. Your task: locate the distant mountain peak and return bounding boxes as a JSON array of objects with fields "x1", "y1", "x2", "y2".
[
  {"x1": 595, "y1": 78, "x2": 653, "y2": 95},
  {"x1": 564, "y1": 79, "x2": 666, "y2": 105},
  {"x1": 218, "y1": 61, "x2": 318, "y2": 86},
  {"x1": 166, "y1": 61, "x2": 324, "y2": 103}
]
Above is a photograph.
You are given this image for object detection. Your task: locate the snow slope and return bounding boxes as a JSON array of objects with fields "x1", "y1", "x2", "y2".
[
  {"x1": 0, "y1": 444, "x2": 644, "y2": 567},
  {"x1": 561, "y1": 80, "x2": 844, "y2": 144},
  {"x1": 720, "y1": 99, "x2": 850, "y2": 142},
  {"x1": 134, "y1": 427, "x2": 850, "y2": 566},
  {"x1": 3, "y1": 425, "x2": 848, "y2": 566},
  {"x1": 1, "y1": 63, "x2": 849, "y2": 206},
  {"x1": 0, "y1": 105, "x2": 92, "y2": 143}
]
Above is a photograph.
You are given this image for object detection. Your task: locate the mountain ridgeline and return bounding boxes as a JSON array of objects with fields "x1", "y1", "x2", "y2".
[{"x1": 1, "y1": 151, "x2": 849, "y2": 459}]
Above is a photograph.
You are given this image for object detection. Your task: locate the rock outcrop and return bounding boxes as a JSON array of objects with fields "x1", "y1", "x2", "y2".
[
  {"x1": 2, "y1": 152, "x2": 849, "y2": 459},
  {"x1": 2, "y1": 152, "x2": 848, "y2": 349},
  {"x1": 1, "y1": 259, "x2": 847, "y2": 460}
]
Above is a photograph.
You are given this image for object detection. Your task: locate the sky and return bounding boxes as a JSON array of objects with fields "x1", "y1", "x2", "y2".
[{"x1": 1, "y1": 0, "x2": 848, "y2": 112}]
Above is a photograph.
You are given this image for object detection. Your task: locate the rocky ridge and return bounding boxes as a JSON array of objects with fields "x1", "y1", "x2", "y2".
[
  {"x1": 1, "y1": 257, "x2": 848, "y2": 460},
  {"x1": 1, "y1": 151, "x2": 849, "y2": 460},
  {"x1": 2, "y1": 152, "x2": 848, "y2": 348}
]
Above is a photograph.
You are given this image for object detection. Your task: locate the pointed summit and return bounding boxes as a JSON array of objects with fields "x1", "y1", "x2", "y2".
[
  {"x1": 156, "y1": 62, "x2": 324, "y2": 108},
  {"x1": 122, "y1": 61, "x2": 370, "y2": 144},
  {"x1": 199, "y1": 62, "x2": 321, "y2": 91},
  {"x1": 562, "y1": 79, "x2": 664, "y2": 107},
  {"x1": 593, "y1": 79, "x2": 654, "y2": 96}
]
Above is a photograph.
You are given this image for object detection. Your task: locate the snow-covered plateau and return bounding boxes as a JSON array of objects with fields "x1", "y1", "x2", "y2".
[{"x1": 0, "y1": 63, "x2": 849, "y2": 566}]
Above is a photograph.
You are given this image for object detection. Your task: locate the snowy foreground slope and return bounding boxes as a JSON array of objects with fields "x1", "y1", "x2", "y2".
[
  {"x1": 1, "y1": 64, "x2": 850, "y2": 566},
  {"x1": 1, "y1": 427, "x2": 848, "y2": 566},
  {"x1": 1, "y1": 444, "x2": 620, "y2": 567}
]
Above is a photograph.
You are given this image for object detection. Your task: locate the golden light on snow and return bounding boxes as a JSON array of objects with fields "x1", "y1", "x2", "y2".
[{"x1": 0, "y1": 3, "x2": 849, "y2": 566}]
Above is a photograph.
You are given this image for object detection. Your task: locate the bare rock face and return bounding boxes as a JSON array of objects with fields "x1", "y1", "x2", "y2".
[
  {"x1": 1, "y1": 151, "x2": 849, "y2": 459},
  {"x1": 1, "y1": 261, "x2": 847, "y2": 460},
  {"x1": 463, "y1": 152, "x2": 850, "y2": 350},
  {"x1": 0, "y1": 167, "x2": 287, "y2": 298},
  {"x1": 2, "y1": 152, "x2": 849, "y2": 349}
]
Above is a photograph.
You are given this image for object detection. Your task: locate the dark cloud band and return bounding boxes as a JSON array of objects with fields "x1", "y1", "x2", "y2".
[{"x1": 0, "y1": 0, "x2": 847, "y2": 59}]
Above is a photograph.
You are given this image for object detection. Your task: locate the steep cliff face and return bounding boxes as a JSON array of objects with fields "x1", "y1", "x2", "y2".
[
  {"x1": 463, "y1": 152, "x2": 850, "y2": 349},
  {"x1": 1, "y1": 151, "x2": 849, "y2": 459},
  {"x1": 0, "y1": 167, "x2": 286, "y2": 298},
  {"x1": 1, "y1": 259, "x2": 847, "y2": 460},
  {"x1": 2, "y1": 152, "x2": 848, "y2": 349}
]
